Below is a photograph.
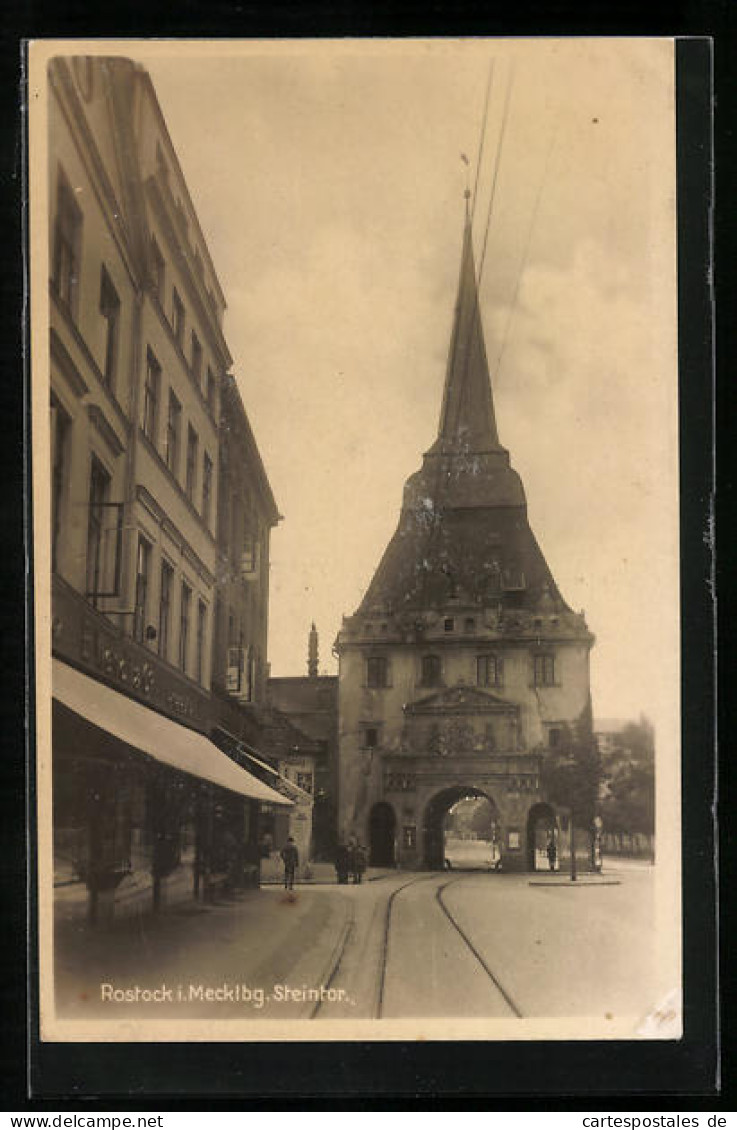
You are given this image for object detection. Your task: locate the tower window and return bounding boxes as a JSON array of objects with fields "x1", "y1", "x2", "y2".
[
  {"x1": 444, "y1": 617, "x2": 454, "y2": 633},
  {"x1": 477, "y1": 654, "x2": 502, "y2": 687},
  {"x1": 548, "y1": 727, "x2": 561, "y2": 749},
  {"x1": 366, "y1": 656, "x2": 389, "y2": 689},
  {"x1": 420, "y1": 654, "x2": 442, "y2": 687},
  {"x1": 363, "y1": 727, "x2": 379, "y2": 749},
  {"x1": 534, "y1": 654, "x2": 556, "y2": 686}
]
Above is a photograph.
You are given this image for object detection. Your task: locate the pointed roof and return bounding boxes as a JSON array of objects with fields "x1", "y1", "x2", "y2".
[
  {"x1": 346, "y1": 201, "x2": 590, "y2": 637},
  {"x1": 430, "y1": 207, "x2": 500, "y2": 456}
]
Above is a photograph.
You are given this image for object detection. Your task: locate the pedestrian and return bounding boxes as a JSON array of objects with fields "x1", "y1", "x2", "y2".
[
  {"x1": 280, "y1": 836, "x2": 299, "y2": 890},
  {"x1": 546, "y1": 836, "x2": 557, "y2": 873},
  {"x1": 352, "y1": 843, "x2": 367, "y2": 884},
  {"x1": 335, "y1": 842, "x2": 349, "y2": 884}
]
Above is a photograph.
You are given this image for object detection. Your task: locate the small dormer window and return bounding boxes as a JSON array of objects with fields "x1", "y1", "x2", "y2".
[{"x1": 444, "y1": 617, "x2": 454, "y2": 633}]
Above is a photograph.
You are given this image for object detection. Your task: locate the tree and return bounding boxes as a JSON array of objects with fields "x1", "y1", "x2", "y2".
[
  {"x1": 540, "y1": 698, "x2": 602, "y2": 876},
  {"x1": 600, "y1": 715, "x2": 655, "y2": 850}
]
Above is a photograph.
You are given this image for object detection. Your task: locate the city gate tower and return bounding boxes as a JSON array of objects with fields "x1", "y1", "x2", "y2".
[{"x1": 335, "y1": 203, "x2": 595, "y2": 871}]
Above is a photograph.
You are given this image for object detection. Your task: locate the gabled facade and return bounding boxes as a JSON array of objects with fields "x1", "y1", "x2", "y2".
[{"x1": 335, "y1": 205, "x2": 594, "y2": 871}]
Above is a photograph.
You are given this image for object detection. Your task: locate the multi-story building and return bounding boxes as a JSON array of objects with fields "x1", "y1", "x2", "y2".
[
  {"x1": 47, "y1": 55, "x2": 289, "y2": 923},
  {"x1": 335, "y1": 205, "x2": 595, "y2": 872}
]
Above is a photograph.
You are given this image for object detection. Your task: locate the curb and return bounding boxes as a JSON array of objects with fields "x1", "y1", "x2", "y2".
[{"x1": 528, "y1": 879, "x2": 622, "y2": 887}]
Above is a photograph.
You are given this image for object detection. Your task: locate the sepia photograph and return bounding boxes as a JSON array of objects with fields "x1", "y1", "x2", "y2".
[{"x1": 29, "y1": 37, "x2": 681, "y2": 1044}]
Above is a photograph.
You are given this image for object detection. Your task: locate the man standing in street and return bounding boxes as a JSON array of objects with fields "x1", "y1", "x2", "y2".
[{"x1": 280, "y1": 836, "x2": 299, "y2": 891}]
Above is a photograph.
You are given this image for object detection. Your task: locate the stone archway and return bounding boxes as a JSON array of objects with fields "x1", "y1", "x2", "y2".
[
  {"x1": 422, "y1": 785, "x2": 500, "y2": 870},
  {"x1": 369, "y1": 801, "x2": 396, "y2": 867},
  {"x1": 526, "y1": 802, "x2": 558, "y2": 871}
]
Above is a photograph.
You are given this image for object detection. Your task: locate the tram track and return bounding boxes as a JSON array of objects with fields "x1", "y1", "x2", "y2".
[
  {"x1": 310, "y1": 871, "x2": 523, "y2": 1020},
  {"x1": 435, "y1": 875, "x2": 523, "y2": 1018}
]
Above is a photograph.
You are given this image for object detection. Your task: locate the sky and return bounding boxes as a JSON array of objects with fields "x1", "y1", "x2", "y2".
[{"x1": 136, "y1": 40, "x2": 677, "y2": 731}]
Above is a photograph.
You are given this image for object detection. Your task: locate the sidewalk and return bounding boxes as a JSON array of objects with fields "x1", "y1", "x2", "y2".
[
  {"x1": 53, "y1": 881, "x2": 356, "y2": 1022},
  {"x1": 528, "y1": 867, "x2": 626, "y2": 887}
]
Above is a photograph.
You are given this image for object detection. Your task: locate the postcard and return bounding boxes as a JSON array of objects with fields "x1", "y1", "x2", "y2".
[{"x1": 29, "y1": 37, "x2": 682, "y2": 1044}]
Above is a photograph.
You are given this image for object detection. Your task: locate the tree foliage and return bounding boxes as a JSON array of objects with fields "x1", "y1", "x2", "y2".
[
  {"x1": 540, "y1": 699, "x2": 602, "y2": 824},
  {"x1": 600, "y1": 715, "x2": 655, "y2": 837}
]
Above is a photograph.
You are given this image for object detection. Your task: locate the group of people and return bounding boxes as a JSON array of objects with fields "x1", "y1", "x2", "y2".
[
  {"x1": 334, "y1": 839, "x2": 367, "y2": 885},
  {"x1": 278, "y1": 835, "x2": 368, "y2": 889}
]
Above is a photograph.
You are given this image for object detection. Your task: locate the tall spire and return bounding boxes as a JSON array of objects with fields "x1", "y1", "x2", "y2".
[{"x1": 431, "y1": 202, "x2": 500, "y2": 455}]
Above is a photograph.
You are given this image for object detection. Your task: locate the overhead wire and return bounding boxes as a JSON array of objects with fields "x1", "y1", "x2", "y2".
[{"x1": 492, "y1": 116, "x2": 559, "y2": 385}]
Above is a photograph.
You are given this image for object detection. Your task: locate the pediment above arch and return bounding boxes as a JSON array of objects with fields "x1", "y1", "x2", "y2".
[{"x1": 404, "y1": 684, "x2": 519, "y2": 716}]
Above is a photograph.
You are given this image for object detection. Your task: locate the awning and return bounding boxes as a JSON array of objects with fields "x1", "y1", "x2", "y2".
[
  {"x1": 52, "y1": 659, "x2": 292, "y2": 807},
  {"x1": 213, "y1": 726, "x2": 313, "y2": 804}
]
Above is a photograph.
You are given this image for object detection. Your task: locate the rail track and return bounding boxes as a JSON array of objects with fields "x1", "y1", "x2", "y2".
[{"x1": 311, "y1": 871, "x2": 523, "y2": 1020}]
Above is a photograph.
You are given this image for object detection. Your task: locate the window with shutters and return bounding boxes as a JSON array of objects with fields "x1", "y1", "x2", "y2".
[
  {"x1": 142, "y1": 350, "x2": 161, "y2": 442},
  {"x1": 164, "y1": 390, "x2": 181, "y2": 476},
  {"x1": 51, "y1": 400, "x2": 71, "y2": 573},
  {"x1": 172, "y1": 287, "x2": 185, "y2": 345},
  {"x1": 191, "y1": 331, "x2": 202, "y2": 383},
  {"x1": 195, "y1": 599, "x2": 207, "y2": 684},
  {"x1": 85, "y1": 458, "x2": 110, "y2": 606},
  {"x1": 132, "y1": 536, "x2": 151, "y2": 642},
  {"x1": 202, "y1": 452, "x2": 213, "y2": 527},
  {"x1": 158, "y1": 561, "x2": 173, "y2": 660},
  {"x1": 185, "y1": 424, "x2": 198, "y2": 501},
  {"x1": 99, "y1": 266, "x2": 120, "y2": 387},
  {"x1": 52, "y1": 171, "x2": 82, "y2": 314},
  {"x1": 179, "y1": 582, "x2": 192, "y2": 672}
]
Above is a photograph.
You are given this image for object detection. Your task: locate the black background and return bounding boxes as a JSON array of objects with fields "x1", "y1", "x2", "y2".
[{"x1": 2, "y1": 3, "x2": 727, "y2": 1109}]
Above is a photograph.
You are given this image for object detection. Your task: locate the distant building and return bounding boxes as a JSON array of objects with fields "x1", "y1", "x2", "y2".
[
  {"x1": 594, "y1": 718, "x2": 629, "y2": 757},
  {"x1": 335, "y1": 203, "x2": 595, "y2": 871},
  {"x1": 268, "y1": 625, "x2": 339, "y2": 859},
  {"x1": 48, "y1": 56, "x2": 289, "y2": 923}
]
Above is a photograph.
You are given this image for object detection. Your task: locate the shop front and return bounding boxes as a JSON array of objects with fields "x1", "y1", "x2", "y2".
[{"x1": 52, "y1": 658, "x2": 291, "y2": 923}]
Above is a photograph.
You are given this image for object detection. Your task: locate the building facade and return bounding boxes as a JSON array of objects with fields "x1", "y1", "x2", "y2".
[
  {"x1": 48, "y1": 56, "x2": 289, "y2": 923},
  {"x1": 335, "y1": 206, "x2": 595, "y2": 872}
]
